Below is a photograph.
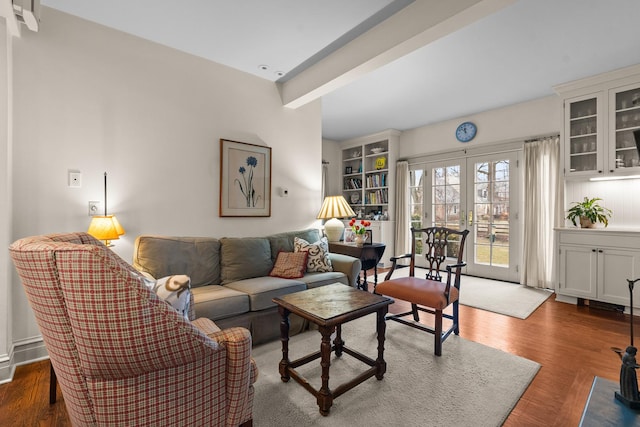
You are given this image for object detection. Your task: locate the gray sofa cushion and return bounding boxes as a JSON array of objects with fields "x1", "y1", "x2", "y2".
[
  {"x1": 225, "y1": 276, "x2": 306, "y2": 311},
  {"x1": 299, "y1": 272, "x2": 348, "y2": 289},
  {"x1": 268, "y1": 229, "x2": 321, "y2": 263},
  {"x1": 191, "y1": 285, "x2": 249, "y2": 321},
  {"x1": 220, "y1": 237, "x2": 272, "y2": 284},
  {"x1": 133, "y1": 236, "x2": 221, "y2": 288}
]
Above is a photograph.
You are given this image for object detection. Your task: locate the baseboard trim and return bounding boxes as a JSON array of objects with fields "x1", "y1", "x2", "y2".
[
  {"x1": 0, "y1": 337, "x2": 48, "y2": 383},
  {"x1": 0, "y1": 348, "x2": 16, "y2": 384},
  {"x1": 555, "y1": 294, "x2": 578, "y2": 304}
]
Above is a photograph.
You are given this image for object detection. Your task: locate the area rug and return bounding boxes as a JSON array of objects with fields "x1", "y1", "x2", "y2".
[
  {"x1": 388, "y1": 268, "x2": 553, "y2": 319},
  {"x1": 459, "y1": 275, "x2": 553, "y2": 319},
  {"x1": 251, "y1": 314, "x2": 540, "y2": 426}
]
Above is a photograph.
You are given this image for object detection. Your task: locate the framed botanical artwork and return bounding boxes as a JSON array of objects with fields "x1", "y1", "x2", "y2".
[{"x1": 220, "y1": 139, "x2": 271, "y2": 217}]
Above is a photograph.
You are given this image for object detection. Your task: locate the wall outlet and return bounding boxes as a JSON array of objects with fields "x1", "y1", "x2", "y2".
[{"x1": 88, "y1": 201, "x2": 100, "y2": 216}]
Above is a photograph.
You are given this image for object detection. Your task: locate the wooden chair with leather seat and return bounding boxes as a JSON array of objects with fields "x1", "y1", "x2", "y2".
[{"x1": 375, "y1": 227, "x2": 469, "y2": 356}]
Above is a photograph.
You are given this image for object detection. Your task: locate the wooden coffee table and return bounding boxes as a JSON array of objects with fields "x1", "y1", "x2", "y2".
[{"x1": 272, "y1": 283, "x2": 393, "y2": 416}]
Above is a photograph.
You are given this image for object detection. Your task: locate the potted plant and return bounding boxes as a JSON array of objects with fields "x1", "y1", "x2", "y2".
[{"x1": 566, "y1": 197, "x2": 612, "y2": 228}]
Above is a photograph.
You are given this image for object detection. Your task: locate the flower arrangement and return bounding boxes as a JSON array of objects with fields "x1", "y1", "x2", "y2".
[{"x1": 349, "y1": 219, "x2": 371, "y2": 235}]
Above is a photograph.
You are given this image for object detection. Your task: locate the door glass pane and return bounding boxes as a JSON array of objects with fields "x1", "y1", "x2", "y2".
[
  {"x1": 431, "y1": 164, "x2": 461, "y2": 230},
  {"x1": 409, "y1": 169, "x2": 424, "y2": 231},
  {"x1": 473, "y1": 159, "x2": 510, "y2": 268}
]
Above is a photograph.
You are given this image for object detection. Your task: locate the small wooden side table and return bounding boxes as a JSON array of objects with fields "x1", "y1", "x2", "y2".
[
  {"x1": 273, "y1": 284, "x2": 392, "y2": 416},
  {"x1": 329, "y1": 242, "x2": 386, "y2": 291}
]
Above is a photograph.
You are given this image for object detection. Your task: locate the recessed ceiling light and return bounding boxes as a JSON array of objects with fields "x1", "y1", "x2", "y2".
[
  {"x1": 275, "y1": 71, "x2": 284, "y2": 77},
  {"x1": 258, "y1": 65, "x2": 269, "y2": 71}
]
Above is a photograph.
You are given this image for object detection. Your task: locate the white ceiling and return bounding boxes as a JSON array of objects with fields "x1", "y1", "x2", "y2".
[{"x1": 39, "y1": 0, "x2": 640, "y2": 141}]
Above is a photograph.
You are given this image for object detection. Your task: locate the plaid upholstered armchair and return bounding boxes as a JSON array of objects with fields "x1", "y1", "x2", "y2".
[{"x1": 10, "y1": 232, "x2": 256, "y2": 427}]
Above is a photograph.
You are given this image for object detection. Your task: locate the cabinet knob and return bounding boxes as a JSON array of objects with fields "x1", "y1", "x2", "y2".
[
  {"x1": 592, "y1": 249, "x2": 597, "y2": 252},
  {"x1": 610, "y1": 170, "x2": 614, "y2": 173},
  {"x1": 598, "y1": 170, "x2": 603, "y2": 173},
  {"x1": 598, "y1": 249, "x2": 603, "y2": 253}
]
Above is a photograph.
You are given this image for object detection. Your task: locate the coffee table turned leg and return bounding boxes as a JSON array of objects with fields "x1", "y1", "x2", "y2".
[
  {"x1": 333, "y1": 324, "x2": 344, "y2": 357},
  {"x1": 375, "y1": 307, "x2": 388, "y2": 380},
  {"x1": 318, "y1": 325, "x2": 335, "y2": 416},
  {"x1": 278, "y1": 306, "x2": 291, "y2": 382}
]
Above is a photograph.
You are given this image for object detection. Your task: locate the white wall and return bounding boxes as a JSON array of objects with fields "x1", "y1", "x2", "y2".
[
  {"x1": 564, "y1": 179, "x2": 640, "y2": 228},
  {"x1": 399, "y1": 95, "x2": 561, "y2": 157},
  {"x1": 321, "y1": 138, "x2": 342, "y2": 197},
  {"x1": 3, "y1": 7, "x2": 323, "y2": 377}
]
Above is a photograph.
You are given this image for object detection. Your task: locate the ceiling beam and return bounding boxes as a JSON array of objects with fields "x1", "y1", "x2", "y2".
[{"x1": 278, "y1": 0, "x2": 514, "y2": 109}]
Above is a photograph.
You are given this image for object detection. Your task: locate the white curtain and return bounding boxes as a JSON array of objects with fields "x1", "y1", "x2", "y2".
[
  {"x1": 394, "y1": 161, "x2": 410, "y2": 256},
  {"x1": 521, "y1": 136, "x2": 563, "y2": 289}
]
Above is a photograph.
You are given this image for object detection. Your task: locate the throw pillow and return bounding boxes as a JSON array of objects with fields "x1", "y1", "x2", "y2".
[
  {"x1": 294, "y1": 236, "x2": 333, "y2": 273},
  {"x1": 269, "y1": 251, "x2": 308, "y2": 279},
  {"x1": 142, "y1": 274, "x2": 192, "y2": 320}
]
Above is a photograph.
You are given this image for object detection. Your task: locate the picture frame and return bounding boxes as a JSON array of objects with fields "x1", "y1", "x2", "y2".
[
  {"x1": 345, "y1": 166, "x2": 352, "y2": 174},
  {"x1": 220, "y1": 139, "x2": 271, "y2": 217},
  {"x1": 343, "y1": 228, "x2": 354, "y2": 243},
  {"x1": 364, "y1": 228, "x2": 373, "y2": 245}
]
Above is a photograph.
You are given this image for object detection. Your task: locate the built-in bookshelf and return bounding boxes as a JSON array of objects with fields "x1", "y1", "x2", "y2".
[{"x1": 341, "y1": 133, "x2": 398, "y2": 220}]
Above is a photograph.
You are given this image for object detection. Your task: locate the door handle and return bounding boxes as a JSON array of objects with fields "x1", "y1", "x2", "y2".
[{"x1": 468, "y1": 210, "x2": 473, "y2": 226}]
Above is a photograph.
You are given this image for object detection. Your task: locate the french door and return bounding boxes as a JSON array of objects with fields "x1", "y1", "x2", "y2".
[{"x1": 410, "y1": 151, "x2": 520, "y2": 282}]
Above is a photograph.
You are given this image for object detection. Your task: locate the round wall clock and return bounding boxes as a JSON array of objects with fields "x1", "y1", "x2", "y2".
[{"x1": 455, "y1": 122, "x2": 477, "y2": 143}]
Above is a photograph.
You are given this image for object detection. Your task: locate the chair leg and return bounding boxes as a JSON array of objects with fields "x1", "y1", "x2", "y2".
[
  {"x1": 411, "y1": 303, "x2": 419, "y2": 322},
  {"x1": 239, "y1": 419, "x2": 253, "y2": 427},
  {"x1": 49, "y1": 361, "x2": 57, "y2": 404},
  {"x1": 434, "y1": 310, "x2": 443, "y2": 357},
  {"x1": 453, "y1": 300, "x2": 460, "y2": 335}
]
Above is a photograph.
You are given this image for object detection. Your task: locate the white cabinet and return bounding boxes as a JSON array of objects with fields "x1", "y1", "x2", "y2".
[
  {"x1": 608, "y1": 83, "x2": 640, "y2": 172},
  {"x1": 563, "y1": 94, "x2": 604, "y2": 176},
  {"x1": 556, "y1": 228, "x2": 640, "y2": 309},
  {"x1": 555, "y1": 65, "x2": 640, "y2": 178}
]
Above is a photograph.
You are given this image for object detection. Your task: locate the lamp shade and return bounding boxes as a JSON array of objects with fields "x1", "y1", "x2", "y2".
[
  {"x1": 317, "y1": 196, "x2": 356, "y2": 242},
  {"x1": 87, "y1": 215, "x2": 122, "y2": 245},
  {"x1": 110, "y1": 215, "x2": 126, "y2": 236},
  {"x1": 316, "y1": 195, "x2": 355, "y2": 220}
]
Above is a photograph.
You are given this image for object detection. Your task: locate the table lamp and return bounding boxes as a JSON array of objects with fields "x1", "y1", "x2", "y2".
[
  {"x1": 87, "y1": 172, "x2": 125, "y2": 246},
  {"x1": 317, "y1": 195, "x2": 355, "y2": 242}
]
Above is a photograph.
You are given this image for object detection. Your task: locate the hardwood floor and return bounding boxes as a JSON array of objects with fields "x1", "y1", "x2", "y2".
[{"x1": 0, "y1": 279, "x2": 633, "y2": 426}]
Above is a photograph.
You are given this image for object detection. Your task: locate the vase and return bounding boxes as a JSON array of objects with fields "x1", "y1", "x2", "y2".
[
  {"x1": 580, "y1": 216, "x2": 594, "y2": 228},
  {"x1": 354, "y1": 232, "x2": 369, "y2": 247}
]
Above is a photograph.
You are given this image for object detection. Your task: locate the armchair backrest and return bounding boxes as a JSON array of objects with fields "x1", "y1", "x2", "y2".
[{"x1": 9, "y1": 232, "x2": 219, "y2": 426}]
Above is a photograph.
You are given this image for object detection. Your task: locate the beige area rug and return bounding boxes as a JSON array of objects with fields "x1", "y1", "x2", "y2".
[
  {"x1": 388, "y1": 267, "x2": 553, "y2": 319},
  {"x1": 251, "y1": 314, "x2": 540, "y2": 426}
]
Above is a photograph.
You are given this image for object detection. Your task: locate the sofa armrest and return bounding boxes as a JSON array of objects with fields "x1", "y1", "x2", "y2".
[
  {"x1": 206, "y1": 327, "x2": 257, "y2": 426},
  {"x1": 328, "y1": 253, "x2": 362, "y2": 287}
]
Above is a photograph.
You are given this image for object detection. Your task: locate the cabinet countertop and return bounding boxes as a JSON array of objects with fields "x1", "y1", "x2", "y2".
[{"x1": 555, "y1": 227, "x2": 640, "y2": 234}]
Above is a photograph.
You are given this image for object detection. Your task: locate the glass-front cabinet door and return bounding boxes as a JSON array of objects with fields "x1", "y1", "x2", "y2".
[
  {"x1": 564, "y1": 94, "x2": 603, "y2": 176},
  {"x1": 609, "y1": 84, "x2": 640, "y2": 173}
]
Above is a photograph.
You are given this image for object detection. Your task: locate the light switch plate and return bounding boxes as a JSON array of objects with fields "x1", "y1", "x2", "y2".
[{"x1": 69, "y1": 172, "x2": 82, "y2": 188}]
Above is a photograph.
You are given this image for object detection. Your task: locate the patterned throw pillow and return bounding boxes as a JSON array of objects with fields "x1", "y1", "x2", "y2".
[
  {"x1": 269, "y1": 251, "x2": 308, "y2": 279},
  {"x1": 294, "y1": 236, "x2": 333, "y2": 273},
  {"x1": 142, "y1": 274, "x2": 192, "y2": 320}
]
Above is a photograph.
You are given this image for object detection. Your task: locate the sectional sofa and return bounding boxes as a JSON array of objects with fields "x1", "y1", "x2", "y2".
[{"x1": 132, "y1": 229, "x2": 361, "y2": 345}]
